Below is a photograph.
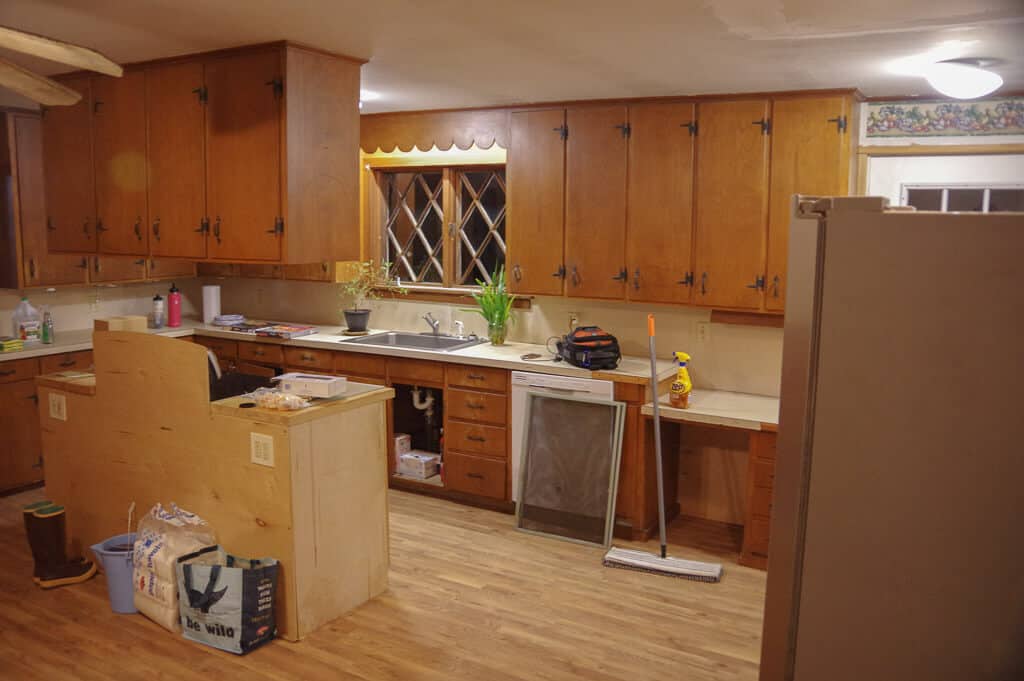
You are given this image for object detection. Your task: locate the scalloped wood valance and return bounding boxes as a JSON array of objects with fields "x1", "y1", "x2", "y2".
[{"x1": 360, "y1": 109, "x2": 510, "y2": 153}]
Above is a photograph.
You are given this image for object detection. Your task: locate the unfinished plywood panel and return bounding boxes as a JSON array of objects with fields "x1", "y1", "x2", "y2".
[
  {"x1": 676, "y1": 426, "x2": 749, "y2": 525},
  {"x1": 38, "y1": 331, "x2": 392, "y2": 641}
]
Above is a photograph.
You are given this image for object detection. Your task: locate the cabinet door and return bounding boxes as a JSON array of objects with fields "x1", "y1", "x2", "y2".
[
  {"x1": 0, "y1": 380, "x2": 43, "y2": 491},
  {"x1": 92, "y1": 71, "x2": 149, "y2": 255},
  {"x1": 626, "y1": 102, "x2": 697, "y2": 304},
  {"x1": 147, "y1": 258, "x2": 196, "y2": 281},
  {"x1": 506, "y1": 109, "x2": 566, "y2": 296},
  {"x1": 205, "y1": 50, "x2": 282, "y2": 261},
  {"x1": 90, "y1": 256, "x2": 147, "y2": 283},
  {"x1": 565, "y1": 106, "x2": 628, "y2": 299},
  {"x1": 147, "y1": 61, "x2": 208, "y2": 258},
  {"x1": 42, "y1": 75, "x2": 96, "y2": 253},
  {"x1": 766, "y1": 96, "x2": 853, "y2": 312},
  {"x1": 10, "y1": 114, "x2": 91, "y2": 287},
  {"x1": 694, "y1": 99, "x2": 770, "y2": 310}
]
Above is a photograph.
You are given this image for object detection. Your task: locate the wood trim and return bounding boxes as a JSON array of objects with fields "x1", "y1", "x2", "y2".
[
  {"x1": 858, "y1": 143, "x2": 1024, "y2": 156},
  {"x1": 863, "y1": 90, "x2": 1024, "y2": 102},
  {"x1": 373, "y1": 286, "x2": 532, "y2": 310},
  {"x1": 710, "y1": 310, "x2": 784, "y2": 327}
]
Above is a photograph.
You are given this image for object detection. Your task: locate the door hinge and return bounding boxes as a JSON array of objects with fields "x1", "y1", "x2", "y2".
[
  {"x1": 192, "y1": 86, "x2": 208, "y2": 103},
  {"x1": 676, "y1": 272, "x2": 694, "y2": 286},
  {"x1": 827, "y1": 115, "x2": 848, "y2": 133},
  {"x1": 681, "y1": 121, "x2": 698, "y2": 136},
  {"x1": 266, "y1": 79, "x2": 284, "y2": 99},
  {"x1": 746, "y1": 274, "x2": 766, "y2": 290},
  {"x1": 553, "y1": 124, "x2": 568, "y2": 140},
  {"x1": 615, "y1": 123, "x2": 631, "y2": 138},
  {"x1": 611, "y1": 267, "x2": 628, "y2": 282},
  {"x1": 551, "y1": 265, "x2": 566, "y2": 279},
  {"x1": 752, "y1": 118, "x2": 771, "y2": 135},
  {"x1": 93, "y1": 100, "x2": 104, "y2": 114},
  {"x1": 269, "y1": 217, "x2": 284, "y2": 235}
]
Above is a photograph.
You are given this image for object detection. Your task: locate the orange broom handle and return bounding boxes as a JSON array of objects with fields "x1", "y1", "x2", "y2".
[{"x1": 648, "y1": 314, "x2": 655, "y2": 337}]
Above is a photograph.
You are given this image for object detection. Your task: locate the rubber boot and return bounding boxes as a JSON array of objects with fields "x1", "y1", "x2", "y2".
[
  {"x1": 22, "y1": 500, "x2": 53, "y2": 583},
  {"x1": 28, "y1": 505, "x2": 97, "y2": 589}
]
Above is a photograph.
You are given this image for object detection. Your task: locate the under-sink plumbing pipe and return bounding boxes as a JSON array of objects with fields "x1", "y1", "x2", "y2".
[{"x1": 411, "y1": 386, "x2": 435, "y2": 421}]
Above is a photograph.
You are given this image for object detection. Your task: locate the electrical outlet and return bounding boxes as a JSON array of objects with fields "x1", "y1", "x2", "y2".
[
  {"x1": 48, "y1": 392, "x2": 67, "y2": 421},
  {"x1": 696, "y1": 321, "x2": 710, "y2": 343},
  {"x1": 568, "y1": 311, "x2": 579, "y2": 331},
  {"x1": 250, "y1": 433, "x2": 275, "y2": 467}
]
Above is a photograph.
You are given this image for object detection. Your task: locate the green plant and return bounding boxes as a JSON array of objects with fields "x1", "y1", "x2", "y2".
[
  {"x1": 340, "y1": 261, "x2": 405, "y2": 310},
  {"x1": 466, "y1": 266, "x2": 516, "y2": 328}
]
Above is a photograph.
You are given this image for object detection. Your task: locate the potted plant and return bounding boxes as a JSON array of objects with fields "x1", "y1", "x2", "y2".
[
  {"x1": 339, "y1": 261, "x2": 404, "y2": 332},
  {"x1": 467, "y1": 266, "x2": 516, "y2": 345}
]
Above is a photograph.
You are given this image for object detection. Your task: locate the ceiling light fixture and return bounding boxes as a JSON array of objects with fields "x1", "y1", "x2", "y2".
[{"x1": 924, "y1": 58, "x2": 1003, "y2": 99}]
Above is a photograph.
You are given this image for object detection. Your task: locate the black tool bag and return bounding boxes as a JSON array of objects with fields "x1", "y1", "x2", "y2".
[{"x1": 557, "y1": 326, "x2": 621, "y2": 370}]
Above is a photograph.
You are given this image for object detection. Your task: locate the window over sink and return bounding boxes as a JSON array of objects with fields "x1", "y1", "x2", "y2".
[{"x1": 379, "y1": 166, "x2": 507, "y2": 288}]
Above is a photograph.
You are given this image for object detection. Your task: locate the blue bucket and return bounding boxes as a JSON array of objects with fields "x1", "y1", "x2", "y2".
[{"x1": 90, "y1": 532, "x2": 137, "y2": 614}]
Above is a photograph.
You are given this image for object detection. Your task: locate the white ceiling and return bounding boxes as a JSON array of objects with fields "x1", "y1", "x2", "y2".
[{"x1": 1, "y1": 0, "x2": 1022, "y2": 113}]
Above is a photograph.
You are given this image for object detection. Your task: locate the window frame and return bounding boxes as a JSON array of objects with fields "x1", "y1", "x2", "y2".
[
  {"x1": 370, "y1": 162, "x2": 507, "y2": 292},
  {"x1": 899, "y1": 182, "x2": 1024, "y2": 213}
]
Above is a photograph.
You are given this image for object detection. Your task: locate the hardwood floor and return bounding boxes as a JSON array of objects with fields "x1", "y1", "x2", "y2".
[{"x1": 0, "y1": 488, "x2": 765, "y2": 680}]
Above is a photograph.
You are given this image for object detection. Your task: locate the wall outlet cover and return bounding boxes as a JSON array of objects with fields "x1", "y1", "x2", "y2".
[
  {"x1": 48, "y1": 392, "x2": 67, "y2": 421},
  {"x1": 250, "y1": 432, "x2": 275, "y2": 467}
]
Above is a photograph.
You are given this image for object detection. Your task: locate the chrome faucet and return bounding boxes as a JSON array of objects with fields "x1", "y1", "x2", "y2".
[{"x1": 423, "y1": 312, "x2": 440, "y2": 336}]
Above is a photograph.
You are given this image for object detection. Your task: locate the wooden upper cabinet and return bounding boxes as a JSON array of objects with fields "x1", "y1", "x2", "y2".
[
  {"x1": 90, "y1": 256, "x2": 147, "y2": 283},
  {"x1": 147, "y1": 61, "x2": 208, "y2": 259},
  {"x1": 565, "y1": 105, "x2": 629, "y2": 300},
  {"x1": 694, "y1": 99, "x2": 770, "y2": 310},
  {"x1": 92, "y1": 71, "x2": 148, "y2": 255},
  {"x1": 506, "y1": 109, "x2": 566, "y2": 296},
  {"x1": 205, "y1": 49, "x2": 283, "y2": 261},
  {"x1": 6, "y1": 113, "x2": 89, "y2": 288},
  {"x1": 766, "y1": 96, "x2": 854, "y2": 312},
  {"x1": 626, "y1": 102, "x2": 697, "y2": 304},
  {"x1": 42, "y1": 75, "x2": 96, "y2": 253}
]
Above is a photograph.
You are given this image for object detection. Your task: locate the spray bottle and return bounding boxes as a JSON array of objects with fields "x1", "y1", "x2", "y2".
[{"x1": 669, "y1": 351, "x2": 693, "y2": 409}]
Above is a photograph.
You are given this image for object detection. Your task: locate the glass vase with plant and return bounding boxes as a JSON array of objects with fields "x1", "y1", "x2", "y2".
[
  {"x1": 340, "y1": 261, "x2": 405, "y2": 332},
  {"x1": 467, "y1": 266, "x2": 516, "y2": 345}
]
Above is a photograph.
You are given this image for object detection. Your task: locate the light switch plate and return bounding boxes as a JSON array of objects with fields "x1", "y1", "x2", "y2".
[
  {"x1": 250, "y1": 432, "x2": 274, "y2": 467},
  {"x1": 48, "y1": 393, "x2": 67, "y2": 421}
]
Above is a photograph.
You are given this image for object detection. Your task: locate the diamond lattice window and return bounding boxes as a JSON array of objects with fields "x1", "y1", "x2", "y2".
[{"x1": 380, "y1": 166, "x2": 506, "y2": 288}]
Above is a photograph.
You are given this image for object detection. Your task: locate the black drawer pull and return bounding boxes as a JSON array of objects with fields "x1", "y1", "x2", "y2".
[
  {"x1": 254, "y1": 349, "x2": 265, "y2": 356},
  {"x1": 301, "y1": 354, "x2": 314, "y2": 361},
  {"x1": 465, "y1": 402, "x2": 485, "y2": 410},
  {"x1": 0, "y1": 369, "x2": 15, "y2": 376},
  {"x1": 466, "y1": 434, "x2": 486, "y2": 443},
  {"x1": 467, "y1": 373, "x2": 485, "y2": 380},
  {"x1": 466, "y1": 473, "x2": 485, "y2": 480},
  {"x1": 59, "y1": 359, "x2": 76, "y2": 367}
]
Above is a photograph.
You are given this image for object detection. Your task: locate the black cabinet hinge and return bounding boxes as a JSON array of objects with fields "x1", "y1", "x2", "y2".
[
  {"x1": 828, "y1": 115, "x2": 848, "y2": 133},
  {"x1": 615, "y1": 123, "x2": 631, "y2": 138},
  {"x1": 681, "y1": 121, "x2": 698, "y2": 136},
  {"x1": 192, "y1": 86, "x2": 208, "y2": 103},
  {"x1": 266, "y1": 79, "x2": 283, "y2": 99},
  {"x1": 270, "y1": 217, "x2": 284, "y2": 235},
  {"x1": 752, "y1": 118, "x2": 771, "y2": 135},
  {"x1": 553, "y1": 124, "x2": 568, "y2": 140}
]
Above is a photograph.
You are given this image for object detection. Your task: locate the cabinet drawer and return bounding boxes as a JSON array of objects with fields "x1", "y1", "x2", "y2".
[
  {"x1": 388, "y1": 357, "x2": 444, "y2": 385},
  {"x1": 752, "y1": 458, "x2": 775, "y2": 489},
  {"x1": 448, "y1": 388, "x2": 508, "y2": 426},
  {"x1": 335, "y1": 352, "x2": 387, "y2": 378},
  {"x1": 39, "y1": 351, "x2": 93, "y2": 374},
  {"x1": 750, "y1": 485, "x2": 774, "y2": 518},
  {"x1": 446, "y1": 421, "x2": 506, "y2": 459},
  {"x1": 283, "y1": 347, "x2": 334, "y2": 372},
  {"x1": 238, "y1": 342, "x2": 284, "y2": 365},
  {"x1": 0, "y1": 358, "x2": 40, "y2": 384},
  {"x1": 339, "y1": 374, "x2": 387, "y2": 387},
  {"x1": 195, "y1": 336, "x2": 238, "y2": 359},
  {"x1": 445, "y1": 451, "x2": 507, "y2": 500},
  {"x1": 447, "y1": 365, "x2": 507, "y2": 393}
]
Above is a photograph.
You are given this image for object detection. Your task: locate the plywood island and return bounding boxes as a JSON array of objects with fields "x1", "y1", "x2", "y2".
[{"x1": 35, "y1": 331, "x2": 394, "y2": 641}]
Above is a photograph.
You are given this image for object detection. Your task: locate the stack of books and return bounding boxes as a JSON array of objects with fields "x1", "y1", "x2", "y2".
[{"x1": 0, "y1": 336, "x2": 25, "y2": 353}]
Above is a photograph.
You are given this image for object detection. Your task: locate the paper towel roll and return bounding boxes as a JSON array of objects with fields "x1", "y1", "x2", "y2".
[{"x1": 202, "y1": 285, "x2": 221, "y2": 324}]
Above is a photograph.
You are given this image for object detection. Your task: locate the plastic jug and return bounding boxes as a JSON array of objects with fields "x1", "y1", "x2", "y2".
[{"x1": 11, "y1": 297, "x2": 42, "y2": 342}]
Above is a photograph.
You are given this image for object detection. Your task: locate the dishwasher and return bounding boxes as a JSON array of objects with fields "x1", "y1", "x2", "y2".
[{"x1": 510, "y1": 371, "x2": 615, "y2": 502}]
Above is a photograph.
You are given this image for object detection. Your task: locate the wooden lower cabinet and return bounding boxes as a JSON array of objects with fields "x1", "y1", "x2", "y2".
[
  {"x1": 739, "y1": 430, "x2": 777, "y2": 569},
  {"x1": 39, "y1": 350, "x2": 93, "y2": 374},
  {"x1": 444, "y1": 451, "x2": 506, "y2": 500},
  {"x1": 0, "y1": 358, "x2": 42, "y2": 492}
]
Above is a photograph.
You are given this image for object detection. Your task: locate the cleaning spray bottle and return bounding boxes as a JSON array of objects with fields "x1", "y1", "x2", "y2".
[{"x1": 669, "y1": 351, "x2": 693, "y2": 408}]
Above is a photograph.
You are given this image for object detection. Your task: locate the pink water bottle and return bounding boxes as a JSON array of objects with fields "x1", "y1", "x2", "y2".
[{"x1": 167, "y1": 283, "x2": 182, "y2": 327}]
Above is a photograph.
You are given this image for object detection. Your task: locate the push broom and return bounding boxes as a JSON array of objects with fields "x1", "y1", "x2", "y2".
[{"x1": 603, "y1": 314, "x2": 723, "y2": 583}]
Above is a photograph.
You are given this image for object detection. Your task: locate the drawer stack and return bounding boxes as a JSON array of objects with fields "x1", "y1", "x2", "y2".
[
  {"x1": 740, "y1": 430, "x2": 776, "y2": 569},
  {"x1": 444, "y1": 366, "x2": 509, "y2": 500}
]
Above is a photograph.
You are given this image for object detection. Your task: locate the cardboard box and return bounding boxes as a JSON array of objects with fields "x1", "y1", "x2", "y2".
[
  {"x1": 94, "y1": 315, "x2": 148, "y2": 332},
  {"x1": 274, "y1": 373, "x2": 347, "y2": 398},
  {"x1": 398, "y1": 451, "x2": 440, "y2": 480},
  {"x1": 394, "y1": 433, "x2": 412, "y2": 456}
]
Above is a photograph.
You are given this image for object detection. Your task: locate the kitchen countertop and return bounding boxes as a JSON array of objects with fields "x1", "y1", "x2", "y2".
[
  {"x1": 642, "y1": 390, "x2": 780, "y2": 431},
  {"x1": 212, "y1": 381, "x2": 395, "y2": 426},
  {"x1": 5, "y1": 318, "x2": 674, "y2": 383}
]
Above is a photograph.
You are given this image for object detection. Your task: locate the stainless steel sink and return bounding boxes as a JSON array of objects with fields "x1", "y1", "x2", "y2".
[{"x1": 341, "y1": 331, "x2": 485, "y2": 353}]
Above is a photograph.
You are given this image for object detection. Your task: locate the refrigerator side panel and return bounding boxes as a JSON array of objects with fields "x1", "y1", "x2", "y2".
[{"x1": 793, "y1": 209, "x2": 1024, "y2": 681}]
